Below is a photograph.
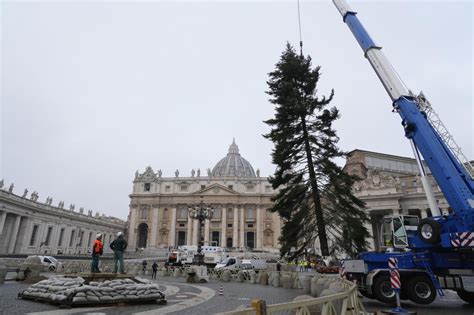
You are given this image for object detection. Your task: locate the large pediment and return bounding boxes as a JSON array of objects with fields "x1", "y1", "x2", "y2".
[{"x1": 193, "y1": 183, "x2": 239, "y2": 196}]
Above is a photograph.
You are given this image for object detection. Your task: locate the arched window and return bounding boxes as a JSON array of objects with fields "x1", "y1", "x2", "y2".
[
  {"x1": 226, "y1": 237, "x2": 233, "y2": 248},
  {"x1": 137, "y1": 223, "x2": 148, "y2": 248}
]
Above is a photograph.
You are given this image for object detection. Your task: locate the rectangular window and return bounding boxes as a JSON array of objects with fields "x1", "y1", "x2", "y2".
[
  {"x1": 227, "y1": 223, "x2": 233, "y2": 228},
  {"x1": 246, "y1": 185, "x2": 254, "y2": 192},
  {"x1": 78, "y1": 231, "x2": 84, "y2": 246},
  {"x1": 177, "y1": 208, "x2": 188, "y2": 220},
  {"x1": 247, "y1": 224, "x2": 254, "y2": 228},
  {"x1": 58, "y1": 228, "x2": 65, "y2": 246},
  {"x1": 265, "y1": 185, "x2": 271, "y2": 192},
  {"x1": 212, "y1": 208, "x2": 221, "y2": 220},
  {"x1": 144, "y1": 183, "x2": 151, "y2": 192},
  {"x1": 44, "y1": 227, "x2": 53, "y2": 246},
  {"x1": 180, "y1": 185, "x2": 188, "y2": 191},
  {"x1": 246, "y1": 208, "x2": 255, "y2": 221},
  {"x1": 179, "y1": 223, "x2": 185, "y2": 227},
  {"x1": 165, "y1": 185, "x2": 171, "y2": 192},
  {"x1": 227, "y1": 208, "x2": 233, "y2": 219},
  {"x1": 69, "y1": 230, "x2": 76, "y2": 247},
  {"x1": 140, "y1": 208, "x2": 149, "y2": 220},
  {"x1": 30, "y1": 225, "x2": 39, "y2": 246}
]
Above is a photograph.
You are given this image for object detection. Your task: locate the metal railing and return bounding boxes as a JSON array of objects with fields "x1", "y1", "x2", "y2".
[{"x1": 217, "y1": 277, "x2": 366, "y2": 315}]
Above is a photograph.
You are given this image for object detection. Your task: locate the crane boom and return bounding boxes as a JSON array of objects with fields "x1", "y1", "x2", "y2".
[{"x1": 332, "y1": 0, "x2": 474, "y2": 248}]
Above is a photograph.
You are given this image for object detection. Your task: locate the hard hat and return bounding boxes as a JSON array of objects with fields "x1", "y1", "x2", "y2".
[
  {"x1": 96, "y1": 233, "x2": 102, "y2": 239},
  {"x1": 117, "y1": 231, "x2": 123, "y2": 237}
]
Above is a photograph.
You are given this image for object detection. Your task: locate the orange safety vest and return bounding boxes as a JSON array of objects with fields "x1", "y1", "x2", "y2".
[{"x1": 94, "y1": 239, "x2": 104, "y2": 254}]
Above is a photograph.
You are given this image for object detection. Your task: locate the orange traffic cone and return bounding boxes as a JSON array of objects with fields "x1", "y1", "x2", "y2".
[{"x1": 219, "y1": 285, "x2": 223, "y2": 296}]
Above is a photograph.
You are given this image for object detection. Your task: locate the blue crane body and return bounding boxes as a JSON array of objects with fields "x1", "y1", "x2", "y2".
[{"x1": 332, "y1": 0, "x2": 474, "y2": 305}]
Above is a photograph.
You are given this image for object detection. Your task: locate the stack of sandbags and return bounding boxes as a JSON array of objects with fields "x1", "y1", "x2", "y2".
[
  {"x1": 21, "y1": 277, "x2": 84, "y2": 302},
  {"x1": 20, "y1": 276, "x2": 165, "y2": 305},
  {"x1": 72, "y1": 278, "x2": 164, "y2": 303}
]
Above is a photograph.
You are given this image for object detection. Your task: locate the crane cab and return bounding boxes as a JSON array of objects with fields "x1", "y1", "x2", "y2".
[{"x1": 380, "y1": 215, "x2": 419, "y2": 250}]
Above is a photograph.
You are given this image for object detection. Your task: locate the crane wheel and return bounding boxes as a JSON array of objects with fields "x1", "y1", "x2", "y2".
[
  {"x1": 417, "y1": 218, "x2": 441, "y2": 244},
  {"x1": 406, "y1": 275, "x2": 436, "y2": 304},
  {"x1": 372, "y1": 275, "x2": 396, "y2": 304},
  {"x1": 457, "y1": 290, "x2": 474, "y2": 304}
]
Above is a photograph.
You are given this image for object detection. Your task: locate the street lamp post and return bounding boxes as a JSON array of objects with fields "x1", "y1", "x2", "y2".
[{"x1": 188, "y1": 196, "x2": 213, "y2": 265}]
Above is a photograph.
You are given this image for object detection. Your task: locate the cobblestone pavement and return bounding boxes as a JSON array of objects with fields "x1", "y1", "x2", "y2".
[
  {"x1": 0, "y1": 276, "x2": 305, "y2": 315},
  {"x1": 1, "y1": 276, "x2": 472, "y2": 315},
  {"x1": 362, "y1": 290, "x2": 474, "y2": 315}
]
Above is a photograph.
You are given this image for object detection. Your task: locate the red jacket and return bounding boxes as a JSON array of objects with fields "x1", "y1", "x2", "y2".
[{"x1": 93, "y1": 239, "x2": 103, "y2": 255}]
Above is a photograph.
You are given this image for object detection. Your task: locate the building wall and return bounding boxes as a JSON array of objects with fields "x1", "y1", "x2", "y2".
[
  {"x1": 127, "y1": 167, "x2": 282, "y2": 252},
  {"x1": 0, "y1": 190, "x2": 126, "y2": 255},
  {"x1": 344, "y1": 149, "x2": 450, "y2": 251}
]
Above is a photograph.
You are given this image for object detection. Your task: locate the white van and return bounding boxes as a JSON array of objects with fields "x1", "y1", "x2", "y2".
[
  {"x1": 177, "y1": 245, "x2": 226, "y2": 266},
  {"x1": 215, "y1": 256, "x2": 267, "y2": 271}
]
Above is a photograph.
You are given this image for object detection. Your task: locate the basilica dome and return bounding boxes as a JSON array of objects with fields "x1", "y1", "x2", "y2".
[{"x1": 212, "y1": 139, "x2": 256, "y2": 178}]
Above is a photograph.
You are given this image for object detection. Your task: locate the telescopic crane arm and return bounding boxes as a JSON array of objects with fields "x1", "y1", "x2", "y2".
[{"x1": 332, "y1": 0, "x2": 474, "y2": 248}]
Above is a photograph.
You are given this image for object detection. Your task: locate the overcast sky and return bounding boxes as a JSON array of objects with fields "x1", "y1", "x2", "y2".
[{"x1": 1, "y1": 1, "x2": 472, "y2": 220}]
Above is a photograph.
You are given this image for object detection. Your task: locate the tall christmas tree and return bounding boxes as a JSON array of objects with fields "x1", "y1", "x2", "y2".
[{"x1": 264, "y1": 44, "x2": 369, "y2": 258}]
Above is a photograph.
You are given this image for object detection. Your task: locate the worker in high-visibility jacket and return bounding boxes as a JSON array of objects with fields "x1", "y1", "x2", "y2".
[{"x1": 91, "y1": 233, "x2": 104, "y2": 273}]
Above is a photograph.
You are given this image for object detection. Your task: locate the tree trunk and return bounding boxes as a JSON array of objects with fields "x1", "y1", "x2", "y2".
[{"x1": 300, "y1": 116, "x2": 329, "y2": 256}]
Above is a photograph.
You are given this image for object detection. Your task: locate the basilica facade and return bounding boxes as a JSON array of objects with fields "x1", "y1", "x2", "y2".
[{"x1": 127, "y1": 140, "x2": 282, "y2": 252}]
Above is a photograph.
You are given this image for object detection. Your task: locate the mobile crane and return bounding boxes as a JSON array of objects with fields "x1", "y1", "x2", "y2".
[{"x1": 332, "y1": 0, "x2": 474, "y2": 305}]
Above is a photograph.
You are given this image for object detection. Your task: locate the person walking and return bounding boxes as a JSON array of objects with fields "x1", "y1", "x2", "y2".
[
  {"x1": 91, "y1": 234, "x2": 104, "y2": 273},
  {"x1": 276, "y1": 261, "x2": 281, "y2": 272},
  {"x1": 110, "y1": 231, "x2": 128, "y2": 274},
  {"x1": 142, "y1": 260, "x2": 148, "y2": 273},
  {"x1": 152, "y1": 261, "x2": 158, "y2": 279}
]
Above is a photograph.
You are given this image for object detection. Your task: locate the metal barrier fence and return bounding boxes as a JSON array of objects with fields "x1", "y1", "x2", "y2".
[
  {"x1": 159, "y1": 266, "x2": 366, "y2": 315},
  {"x1": 218, "y1": 278, "x2": 366, "y2": 315}
]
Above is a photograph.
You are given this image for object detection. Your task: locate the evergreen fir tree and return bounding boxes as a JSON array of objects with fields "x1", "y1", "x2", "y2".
[{"x1": 264, "y1": 43, "x2": 369, "y2": 258}]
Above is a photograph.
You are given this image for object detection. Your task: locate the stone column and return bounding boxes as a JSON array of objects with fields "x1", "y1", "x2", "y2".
[
  {"x1": 240, "y1": 206, "x2": 245, "y2": 248},
  {"x1": 168, "y1": 207, "x2": 177, "y2": 247},
  {"x1": 364, "y1": 221, "x2": 375, "y2": 250},
  {"x1": 127, "y1": 206, "x2": 137, "y2": 251},
  {"x1": 221, "y1": 207, "x2": 227, "y2": 247},
  {"x1": 420, "y1": 209, "x2": 428, "y2": 219},
  {"x1": 233, "y1": 206, "x2": 238, "y2": 247},
  {"x1": 204, "y1": 219, "x2": 210, "y2": 246},
  {"x1": 273, "y1": 212, "x2": 281, "y2": 248},
  {"x1": 150, "y1": 207, "x2": 159, "y2": 248},
  {"x1": 0, "y1": 211, "x2": 7, "y2": 235},
  {"x1": 256, "y1": 206, "x2": 262, "y2": 249},
  {"x1": 8, "y1": 215, "x2": 22, "y2": 254},
  {"x1": 50, "y1": 223, "x2": 61, "y2": 254},
  {"x1": 192, "y1": 220, "x2": 198, "y2": 246},
  {"x1": 187, "y1": 213, "x2": 193, "y2": 245},
  {"x1": 18, "y1": 218, "x2": 32, "y2": 254}
]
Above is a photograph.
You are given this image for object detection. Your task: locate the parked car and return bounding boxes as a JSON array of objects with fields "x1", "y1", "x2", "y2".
[{"x1": 25, "y1": 255, "x2": 63, "y2": 272}]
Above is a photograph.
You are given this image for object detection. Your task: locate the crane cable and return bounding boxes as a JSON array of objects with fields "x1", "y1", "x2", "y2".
[{"x1": 297, "y1": 0, "x2": 303, "y2": 56}]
